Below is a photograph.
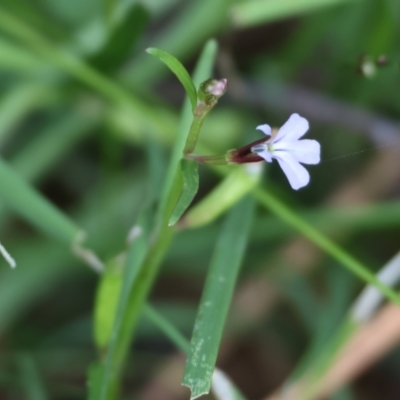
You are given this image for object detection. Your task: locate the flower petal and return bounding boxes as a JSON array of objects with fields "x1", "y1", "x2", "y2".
[
  {"x1": 273, "y1": 151, "x2": 310, "y2": 190},
  {"x1": 273, "y1": 139, "x2": 320, "y2": 164},
  {"x1": 257, "y1": 149, "x2": 273, "y2": 163},
  {"x1": 274, "y1": 113, "x2": 309, "y2": 143},
  {"x1": 256, "y1": 124, "x2": 272, "y2": 136}
]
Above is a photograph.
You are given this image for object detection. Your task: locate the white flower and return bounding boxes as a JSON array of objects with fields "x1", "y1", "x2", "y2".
[{"x1": 251, "y1": 113, "x2": 320, "y2": 190}]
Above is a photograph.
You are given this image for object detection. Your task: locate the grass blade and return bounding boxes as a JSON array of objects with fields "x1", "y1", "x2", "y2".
[
  {"x1": 182, "y1": 164, "x2": 262, "y2": 228},
  {"x1": 182, "y1": 196, "x2": 254, "y2": 399},
  {"x1": 146, "y1": 47, "x2": 198, "y2": 111},
  {"x1": 231, "y1": 0, "x2": 358, "y2": 27},
  {"x1": 0, "y1": 158, "x2": 79, "y2": 243},
  {"x1": 98, "y1": 216, "x2": 149, "y2": 400},
  {"x1": 0, "y1": 5, "x2": 175, "y2": 140},
  {"x1": 253, "y1": 188, "x2": 400, "y2": 307}
]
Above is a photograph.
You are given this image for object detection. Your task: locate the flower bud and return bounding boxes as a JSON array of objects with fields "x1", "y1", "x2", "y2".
[{"x1": 198, "y1": 78, "x2": 228, "y2": 103}]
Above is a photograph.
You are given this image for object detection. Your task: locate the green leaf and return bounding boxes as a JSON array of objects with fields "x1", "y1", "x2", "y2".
[
  {"x1": 97, "y1": 214, "x2": 149, "y2": 400},
  {"x1": 253, "y1": 188, "x2": 400, "y2": 307},
  {"x1": 0, "y1": 158, "x2": 79, "y2": 244},
  {"x1": 183, "y1": 164, "x2": 262, "y2": 228},
  {"x1": 0, "y1": 6, "x2": 175, "y2": 141},
  {"x1": 169, "y1": 159, "x2": 199, "y2": 226},
  {"x1": 231, "y1": 0, "x2": 358, "y2": 27},
  {"x1": 182, "y1": 197, "x2": 254, "y2": 399},
  {"x1": 146, "y1": 47, "x2": 198, "y2": 111}
]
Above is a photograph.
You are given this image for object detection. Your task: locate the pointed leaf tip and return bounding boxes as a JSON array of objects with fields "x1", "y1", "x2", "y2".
[{"x1": 146, "y1": 47, "x2": 197, "y2": 111}]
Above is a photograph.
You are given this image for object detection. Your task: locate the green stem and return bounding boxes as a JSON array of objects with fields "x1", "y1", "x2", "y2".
[
  {"x1": 185, "y1": 153, "x2": 227, "y2": 165},
  {"x1": 183, "y1": 113, "x2": 207, "y2": 154}
]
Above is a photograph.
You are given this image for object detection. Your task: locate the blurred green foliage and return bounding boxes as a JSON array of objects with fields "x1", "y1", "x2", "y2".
[{"x1": 1, "y1": 0, "x2": 400, "y2": 399}]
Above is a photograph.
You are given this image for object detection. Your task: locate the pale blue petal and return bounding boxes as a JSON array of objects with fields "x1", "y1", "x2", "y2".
[
  {"x1": 274, "y1": 113, "x2": 309, "y2": 143},
  {"x1": 273, "y1": 151, "x2": 310, "y2": 190},
  {"x1": 273, "y1": 139, "x2": 320, "y2": 165},
  {"x1": 258, "y1": 149, "x2": 273, "y2": 163},
  {"x1": 256, "y1": 124, "x2": 272, "y2": 136}
]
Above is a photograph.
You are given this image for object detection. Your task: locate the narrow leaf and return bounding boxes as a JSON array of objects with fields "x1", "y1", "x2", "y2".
[
  {"x1": 183, "y1": 164, "x2": 262, "y2": 228},
  {"x1": 182, "y1": 197, "x2": 254, "y2": 399},
  {"x1": 98, "y1": 215, "x2": 149, "y2": 400},
  {"x1": 253, "y1": 188, "x2": 400, "y2": 307},
  {"x1": 231, "y1": 0, "x2": 357, "y2": 27},
  {"x1": 156, "y1": 39, "x2": 217, "y2": 224},
  {"x1": 146, "y1": 47, "x2": 198, "y2": 111},
  {"x1": 169, "y1": 159, "x2": 199, "y2": 226},
  {"x1": 0, "y1": 158, "x2": 79, "y2": 244}
]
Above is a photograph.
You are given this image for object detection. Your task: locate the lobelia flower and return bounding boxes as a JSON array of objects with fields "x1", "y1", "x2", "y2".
[{"x1": 250, "y1": 113, "x2": 321, "y2": 190}]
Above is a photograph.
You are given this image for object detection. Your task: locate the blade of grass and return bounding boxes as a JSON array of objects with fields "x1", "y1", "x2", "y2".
[
  {"x1": 251, "y1": 200, "x2": 400, "y2": 242},
  {"x1": 0, "y1": 158, "x2": 80, "y2": 244},
  {"x1": 143, "y1": 304, "x2": 247, "y2": 400},
  {"x1": 0, "y1": 36, "x2": 45, "y2": 72},
  {"x1": 147, "y1": 47, "x2": 198, "y2": 111},
  {"x1": 98, "y1": 214, "x2": 149, "y2": 400},
  {"x1": 0, "y1": 111, "x2": 98, "y2": 236},
  {"x1": 182, "y1": 196, "x2": 254, "y2": 399},
  {"x1": 0, "y1": 5, "x2": 175, "y2": 140},
  {"x1": 181, "y1": 163, "x2": 262, "y2": 229},
  {"x1": 231, "y1": 0, "x2": 359, "y2": 28},
  {"x1": 253, "y1": 188, "x2": 400, "y2": 307}
]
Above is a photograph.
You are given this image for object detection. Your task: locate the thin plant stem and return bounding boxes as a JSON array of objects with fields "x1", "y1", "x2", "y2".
[{"x1": 253, "y1": 188, "x2": 400, "y2": 306}]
